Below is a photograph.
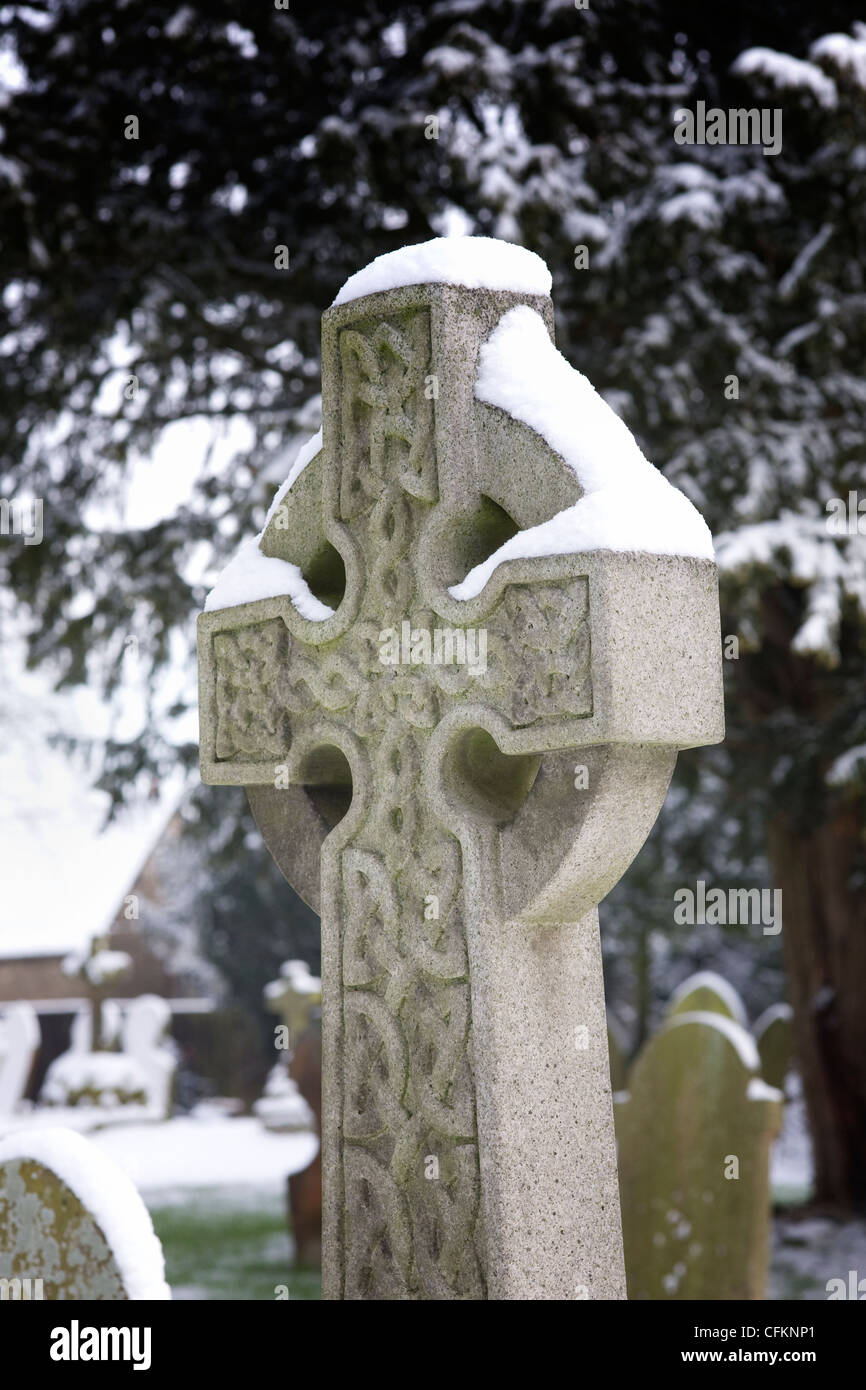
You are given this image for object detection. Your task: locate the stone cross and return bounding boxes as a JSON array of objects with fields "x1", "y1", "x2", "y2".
[
  {"x1": 264, "y1": 958, "x2": 322, "y2": 1054},
  {"x1": 63, "y1": 934, "x2": 133, "y2": 1052},
  {"x1": 198, "y1": 258, "x2": 724, "y2": 1299}
]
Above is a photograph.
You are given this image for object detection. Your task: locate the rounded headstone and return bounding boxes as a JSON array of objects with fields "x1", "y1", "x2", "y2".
[
  {"x1": 0, "y1": 1127, "x2": 170, "y2": 1300},
  {"x1": 666, "y1": 970, "x2": 747, "y2": 1025},
  {"x1": 616, "y1": 1011, "x2": 782, "y2": 1300},
  {"x1": 754, "y1": 1003, "x2": 795, "y2": 1093}
]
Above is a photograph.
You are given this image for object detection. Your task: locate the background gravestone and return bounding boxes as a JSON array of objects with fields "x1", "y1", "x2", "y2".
[
  {"x1": 255, "y1": 960, "x2": 320, "y2": 1134},
  {"x1": 264, "y1": 958, "x2": 322, "y2": 1051},
  {"x1": 666, "y1": 970, "x2": 748, "y2": 1025},
  {"x1": 0, "y1": 1127, "x2": 170, "y2": 1300},
  {"x1": 259, "y1": 960, "x2": 323, "y2": 1263},
  {"x1": 198, "y1": 239, "x2": 725, "y2": 1300},
  {"x1": 0, "y1": 1003, "x2": 40, "y2": 1116},
  {"x1": 616, "y1": 1011, "x2": 782, "y2": 1300},
  {"x1": 755, "y1": 1003, "x2": 795, "y2": 1094}
]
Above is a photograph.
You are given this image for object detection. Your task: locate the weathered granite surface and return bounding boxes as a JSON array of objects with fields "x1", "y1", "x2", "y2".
[{"x1": 198, "y1": 273, "x2": 725, "y2": 1299}]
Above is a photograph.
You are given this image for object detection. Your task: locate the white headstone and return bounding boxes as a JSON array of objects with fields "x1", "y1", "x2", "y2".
[{"x1": 0, "y1": 1003, "x2": 40, "y2": 1115}]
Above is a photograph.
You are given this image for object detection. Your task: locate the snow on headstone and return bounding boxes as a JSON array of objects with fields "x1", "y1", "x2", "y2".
[
  {"x1": 257, "y1": 960, "x2": 320, "y2": 1132},
  {"x1": 330, "y1": 235, "x2": 552, "y2": 306},
  {"x1": 615, "y1": 1011, "x2": 782, "y2": 1300},
  {"x1": 121, "y1": 995, "x2": 177, "y2": 1120},
  {"x1": 0, "y1": 1127, "x2": 170, "y2": 1299},
  {"x1": 264, "y1": 958, "x2": 322, "y2": 1048},
  {"x1": 41, "y1": 995, "x2": 176, "y2": 1119},
  {"x1": 666, "y1": 970, "x2": 748, "y2": 1025},
  {"x1": 755, "y1": 1003, "x2": 795, "y2": 1094},
  {"x1": 197, "y1": 234, "x2": 725, "y2": 1300}
]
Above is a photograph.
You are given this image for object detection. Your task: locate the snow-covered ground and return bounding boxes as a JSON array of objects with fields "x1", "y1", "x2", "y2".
[
  {"x1": 770, "y1": 1086, "x2": 812, "y2": 1201},
  {"x1": 767, "y1": 1088, "x2": 866, "y2": 1301},
  {"x1": 771, "y1": 1216, "x2": 866, "y2": 1301},
  {"x1": 0, "y1": 1109, "x2": 317, "y2": 1195},
  {"x1": 91, "y1": 1112, "x2": 318, "y2": 1196}
]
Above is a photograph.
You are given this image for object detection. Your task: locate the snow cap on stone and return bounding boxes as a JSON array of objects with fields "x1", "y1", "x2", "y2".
[{"x1": 332, "y1": 235, "x2": 552, "y2": 306}]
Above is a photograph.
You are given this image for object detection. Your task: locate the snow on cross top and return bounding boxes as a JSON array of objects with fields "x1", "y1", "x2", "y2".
[
  {"x1": 449, "y1": 305, "x2": 714, "y2": 600},
  {"x1": 204, "y1": 427, "x2": 329, "y2": 618},
  {"x1": 205, "y1": 239, "x2": 713, "y2": 617},
  {"x1": 331, "y1": 235, "x2": 552, "y2": 306}
]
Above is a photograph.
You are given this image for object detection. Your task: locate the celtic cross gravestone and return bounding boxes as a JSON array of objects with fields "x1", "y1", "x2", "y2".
[{"x1": 198, "y1": 237, "x2": 725, "y2": 1300}]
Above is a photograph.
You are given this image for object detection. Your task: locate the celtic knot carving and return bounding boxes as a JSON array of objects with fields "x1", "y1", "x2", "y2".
[
  {"x1": 213, "y1": 621, "x2": 291, "y2": 761},
  {"x1": 205, "y1": 305, "x2": 593, "y2": 1300}
]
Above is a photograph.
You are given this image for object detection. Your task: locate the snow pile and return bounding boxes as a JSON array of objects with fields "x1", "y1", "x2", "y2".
[
  {"x1": 734, "y1": 26, "x2": 866, "y2": 108},
  {"x1": 91, "y1": 1115, "x2": 318, "y2": 1191},
  {"x1": 85, "y1": 950, "x2": 133, "y2": 986},
  {"x1": 264, "y1": 958, "x2": 321, "y2": 1006},
  {"x1": 810, "y1": 23, "x2": 866, "y2": 89},
  {"x1": 450, "y1": 306, "x2": 714, "y2": 600},
  {"x1": 659, "y1": 187, "x2": 721, "y2": 231},
  {"x1": 715, "y1": 514, "x2": 866, "y2": 665},
  {"x1": 0, "y1": 1126, "x2": 171, "y2": 1299},
  {"x1": 826, "y1": 744, "x2": 866, "y2": 790},
  {"x1": 208, "y1": 237, "x2": 551, "y2": 616},
  {"x1": 41, "y1": 1052, "x2": 148, "y2": 1110},
  {"x1": 331, "y1": 235, "x2": 551, "y2": 307},
  {"x1": 732, "y1": 47, "x2": 838, "y2": 109},
  {"x1": 253, "y1": 1066, "x2": 315, "y2": 1134},
  {"x1": 62, "y1": 946, "x2": 132, "y2": 985},
  {"x1": 204, "y1": 540, "x2": 332, "y2": 619},
  {"x1": 210, "y1": 243, "x2": 712, "y2": 612},
  {"x1": 655, "y1": 164, "x2": 784, "y2": 236},
  {"x1": 204, "y1": 428, "x2": 331, "y2": 618}
]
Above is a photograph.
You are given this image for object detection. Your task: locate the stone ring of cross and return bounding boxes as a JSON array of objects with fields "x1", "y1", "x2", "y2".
[{"x1": 198, "y1": 237, "x2": 724, "y2": 1300}]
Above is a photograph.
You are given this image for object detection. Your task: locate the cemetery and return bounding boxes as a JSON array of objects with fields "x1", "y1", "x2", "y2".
[{"x1": 2, "y1": 3, "x2": 865, "y2": 1318}]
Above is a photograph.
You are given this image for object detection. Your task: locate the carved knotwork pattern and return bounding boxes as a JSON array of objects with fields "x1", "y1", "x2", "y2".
[
  {"x1": 213, "y1": 622, "x2": 292, "y2": 761},
  {"x1": 207, "y1": 308, "x2": 591, "y2": 1299}
]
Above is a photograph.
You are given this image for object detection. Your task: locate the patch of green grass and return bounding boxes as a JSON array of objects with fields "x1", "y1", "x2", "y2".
[
  {"x1": 147, "y1": 1188, "x2": 322, "y2": 1301},
  {"x1": 773, "y1": 1183, "x2": 815, "y2": 1208}
]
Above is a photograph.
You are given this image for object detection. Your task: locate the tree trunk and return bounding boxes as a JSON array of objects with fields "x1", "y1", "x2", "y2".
[{"x1": 768, "y1": 803, "x2": 866, "y2": 1209}]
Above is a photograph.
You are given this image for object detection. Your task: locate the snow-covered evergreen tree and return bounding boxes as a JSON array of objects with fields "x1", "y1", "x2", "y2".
[{"x1": 1, "y1": 0, "x2": 863, "y2": 1204}]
